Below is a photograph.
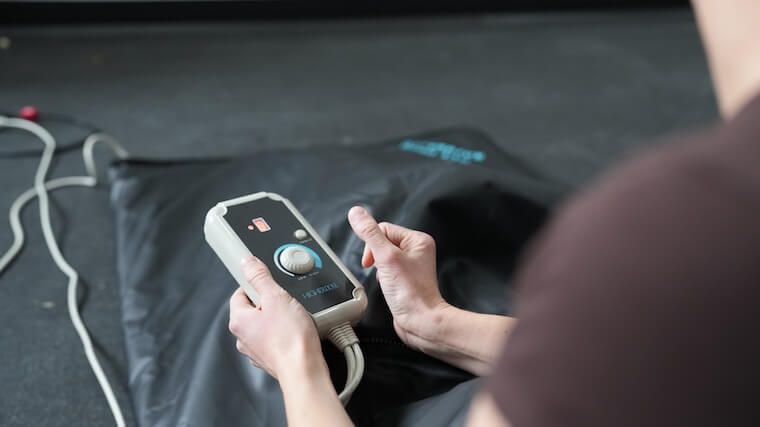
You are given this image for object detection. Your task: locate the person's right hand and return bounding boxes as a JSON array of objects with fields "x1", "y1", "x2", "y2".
[{"x1": 347, "y1": 206, "x2": 451, "y2": 350}]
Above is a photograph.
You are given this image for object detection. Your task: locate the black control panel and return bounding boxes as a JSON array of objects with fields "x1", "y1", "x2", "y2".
[{"x1": 224, "y1": 197, "x2": 354, "y2": 314}]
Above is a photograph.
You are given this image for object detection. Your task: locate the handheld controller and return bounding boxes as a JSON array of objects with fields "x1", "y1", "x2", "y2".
[
  {"x1": 203, "y1": 192, "x2": 368, "y2": 336},
  {"x1": 204, "y1": 192, "x2": 368, "y2": 404}
]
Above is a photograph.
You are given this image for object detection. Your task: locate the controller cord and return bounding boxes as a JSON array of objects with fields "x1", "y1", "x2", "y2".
[
  {"x1": 326, "y1": 323, "x2": 365, "y2": 405},
  {"x1": 0, "y1": 115, "x2": 128, "y2": 427},
  {"x1": 1, "y1": 114, "x2": 366, "y2": 418}
]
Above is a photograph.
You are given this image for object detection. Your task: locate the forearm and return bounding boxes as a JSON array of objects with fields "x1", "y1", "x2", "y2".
[
  {"x1": 413, "y1": 304, "x2": 516, "y2": 376},
  {"x1": 466, "y1": 392, "x2": 512, "y2": 427},
  {"x1": 692, "y1": 0, "x2": 760, "y2": 118},
  {"x1": 277, "y1": 355, "x2": 353, "y2": 427}
]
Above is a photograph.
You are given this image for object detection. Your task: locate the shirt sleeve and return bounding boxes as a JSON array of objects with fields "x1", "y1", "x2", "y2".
[{"x1": 484, "y1": 125, "x2": 760, "y2": 427}]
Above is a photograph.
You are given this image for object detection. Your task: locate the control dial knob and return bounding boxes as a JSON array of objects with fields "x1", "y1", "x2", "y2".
[{"x1": 279, "y1": 246, "x2": 315, "y2": 275}]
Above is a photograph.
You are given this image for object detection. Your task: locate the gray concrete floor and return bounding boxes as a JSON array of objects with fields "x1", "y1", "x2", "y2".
[{"x1": 0, "y1": 9, "x2": 716, "y2": 426}]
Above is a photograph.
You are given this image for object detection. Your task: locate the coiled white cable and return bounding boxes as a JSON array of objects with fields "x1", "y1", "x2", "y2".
[
  {"x1": 327, "y1": 322, "x2": 365, "y2": 405},
  {"x1": 0, "y1": 116, "x2": 128, "y2": 427}
]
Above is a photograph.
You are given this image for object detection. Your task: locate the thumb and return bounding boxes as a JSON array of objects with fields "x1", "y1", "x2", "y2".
[
  {"x1": 241, "y1": 256, "x2": 279, "y2": 297},
  {"x1": 348, "y1": 206, "x2": 395, "y2": 258}
]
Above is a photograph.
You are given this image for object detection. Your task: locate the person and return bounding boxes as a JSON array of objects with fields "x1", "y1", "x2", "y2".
[{"x1": 228, "y1": 1, "x2": 760, "y2": 425}]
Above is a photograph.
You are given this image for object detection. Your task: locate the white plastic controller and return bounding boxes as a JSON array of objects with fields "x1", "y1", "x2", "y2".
[{"x1": 203, "y1": 192, "x2": 368, "y2": 337}]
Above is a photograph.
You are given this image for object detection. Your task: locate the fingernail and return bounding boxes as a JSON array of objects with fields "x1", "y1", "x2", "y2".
[{"x1": 348, "y1": 206, "x2": 367, "y2": 220}]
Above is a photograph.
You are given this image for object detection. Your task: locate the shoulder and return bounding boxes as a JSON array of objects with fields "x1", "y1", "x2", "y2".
[{"x1": 486, "y1": 100, "x2": 760, "y2": 427}]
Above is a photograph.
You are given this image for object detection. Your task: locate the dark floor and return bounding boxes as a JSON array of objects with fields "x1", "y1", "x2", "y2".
[{"x1": 0, "y1": 9, "x2": 716, "y2": 426}]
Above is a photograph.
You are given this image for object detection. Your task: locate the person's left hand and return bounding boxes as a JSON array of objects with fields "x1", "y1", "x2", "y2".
[{"x1": 228, "y1": 255, "x2": 323, "y2": 380}]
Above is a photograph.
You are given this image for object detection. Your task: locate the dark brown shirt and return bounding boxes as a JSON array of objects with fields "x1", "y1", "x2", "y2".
[{"x1": 487, "y1": 94, "x2": 760, "y2": 426}]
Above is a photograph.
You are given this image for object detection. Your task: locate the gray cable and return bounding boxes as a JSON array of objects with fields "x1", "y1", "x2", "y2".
[
  {"x1": 327, "y1": 322, "x2": 365, "y2": 405},
  {"x1": 0, "y1": 117, "x2": 128, "y2": 426}
]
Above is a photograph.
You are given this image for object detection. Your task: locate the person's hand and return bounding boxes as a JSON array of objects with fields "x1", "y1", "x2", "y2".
[
  {"x1": 347, "y1": 206, "x2": 451, "y2": 350},
  {"x1": 228, "y1": 255, "x2": 324, "y2": 380}
]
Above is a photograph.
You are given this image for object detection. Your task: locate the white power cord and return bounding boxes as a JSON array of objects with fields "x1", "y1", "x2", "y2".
[
  {"x1": 1, "y1": 115, "x2": 365, "y2": 416},
  {"x1": 0, "y1": 116, "x2": 128, "y2": 427},
  {"x1": 327, "y1": 322, "x2": 365, "y2": 405}
]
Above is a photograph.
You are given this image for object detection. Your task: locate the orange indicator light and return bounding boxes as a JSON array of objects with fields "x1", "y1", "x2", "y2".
[{"x1": 252, "y1": 217, "x2": 270, "y2": 232}]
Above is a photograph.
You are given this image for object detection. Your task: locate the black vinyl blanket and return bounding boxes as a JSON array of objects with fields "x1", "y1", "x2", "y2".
[{"x1": 109, "y1": 128, "x2": 565, "y2": 426}]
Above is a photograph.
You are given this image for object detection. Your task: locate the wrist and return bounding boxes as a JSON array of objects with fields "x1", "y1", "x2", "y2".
[
  {"x1": 276, "y1": 345, "x2": 353, "y2": 427},
  {"x1": 276, "y1": 338, "x2": 329, "y2": 386},
  {"x1": 398, "y1": 299, "x2": 458, "y2": 355},
  {"x1": 414, "y1": 307, "x2": 517, "y2": 376},
  {"x1": 278, "y1": 352, "x2": 331, "y2": 391}
]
